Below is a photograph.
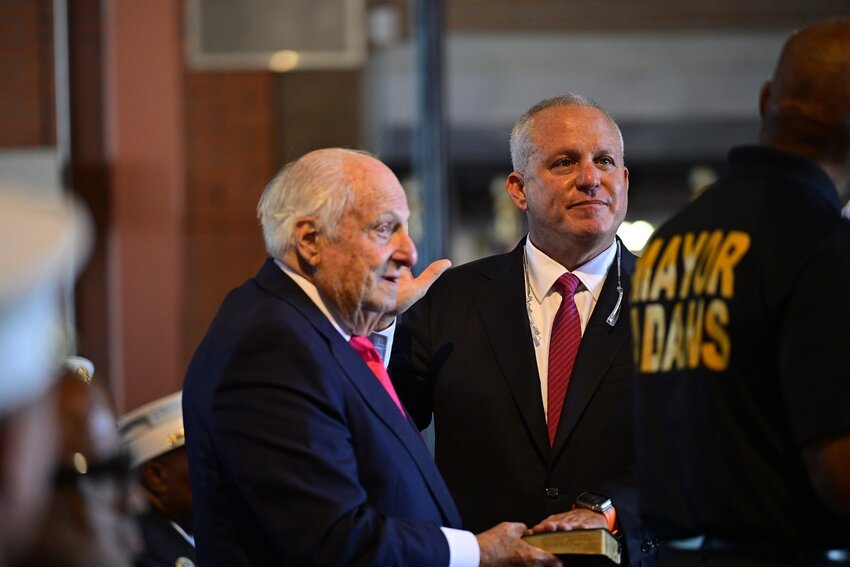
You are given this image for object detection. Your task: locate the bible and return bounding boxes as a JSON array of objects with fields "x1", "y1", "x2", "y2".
[{"x1": 523, "y1": 528, "x2": 621, "y2": 564}]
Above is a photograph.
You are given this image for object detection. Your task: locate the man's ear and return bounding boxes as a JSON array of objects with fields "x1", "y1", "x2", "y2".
[
  {"x1": 505, "y1": 172, "x2": 528, "y2": 212},
  {"x1": 759, "y1": 81, "x2": 772, "y2": 119},
  {"x1": 142, "y1": 461, "x2": 167, "y2": 495},
  {"x1": 293, "y1": 217, "x2": 321, "y2": 267}
]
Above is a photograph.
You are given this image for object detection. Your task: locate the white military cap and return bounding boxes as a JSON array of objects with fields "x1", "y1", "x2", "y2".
[
  {"x1": 64, "y1": 356, "x2": 95, "y2": 383},
  {"x1": 0, "y1": 188, "x2": 92, "y2": 415},
  {"x1": 119, "y1": 391, "x2": 184, "y2": 468}
]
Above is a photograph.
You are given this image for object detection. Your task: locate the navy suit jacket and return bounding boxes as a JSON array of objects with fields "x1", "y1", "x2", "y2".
[
  {"x1": 183, "y1": 259, "x2": 462, "y2": 566},
  {"x1": 391, "y1": 238, "x2": 658, "y2": 564}
]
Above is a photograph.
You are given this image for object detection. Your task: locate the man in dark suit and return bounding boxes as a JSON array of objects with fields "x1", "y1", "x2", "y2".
[
  {"x1": 390, "y1": 94, "x2": 657, "y2": 564},
  {"x1": 182, "y1": 148, "x2": 560, "y2": 566}
]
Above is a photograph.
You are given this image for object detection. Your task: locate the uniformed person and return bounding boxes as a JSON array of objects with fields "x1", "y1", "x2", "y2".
[
  {"x1": 20, "y1": 357, "x2": 142, "y2": 567},
  {"x1": 120, "y1": 392, "x2": 196, "y2": 567},
  {"x1": 0, "y1": 187, "x2": 91, "y2": 567},
  {"x1": 630, "y1": 19, "x2": 850, "y2": 565}
]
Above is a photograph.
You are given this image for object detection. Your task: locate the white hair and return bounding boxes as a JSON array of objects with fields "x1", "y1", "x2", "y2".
[{"x1": 257, "y1": 149, "x2": 371, "y2": 260}]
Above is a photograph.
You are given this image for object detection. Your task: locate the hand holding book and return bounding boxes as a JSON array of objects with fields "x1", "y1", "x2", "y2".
[{"x1": 524, "y1": 502, "x2": 621, "y2": 564}]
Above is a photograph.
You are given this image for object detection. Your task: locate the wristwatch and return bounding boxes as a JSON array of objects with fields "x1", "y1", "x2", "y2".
[{"x1": 574, "y1": 491, "x2": 617, "y2": 533}]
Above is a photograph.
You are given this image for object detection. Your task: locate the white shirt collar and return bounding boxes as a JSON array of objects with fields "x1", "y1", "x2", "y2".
[
  {"x1": 524, "y1": 238, "x2": 617, "y2": 305},
  {"x1": 273, "y1": 259, "x2": 350, "y2": 340},
  {"x1": 170, "y1": 520, "x2": 195, "y2": 548}
]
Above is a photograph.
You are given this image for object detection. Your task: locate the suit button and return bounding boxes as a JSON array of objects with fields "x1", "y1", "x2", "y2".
[
  {"x1": 641, "y1": 538, "x2": 660, "y2": 553},
  {"x1": 545, "y1": 487, "x2": 559, "y2": 498}
]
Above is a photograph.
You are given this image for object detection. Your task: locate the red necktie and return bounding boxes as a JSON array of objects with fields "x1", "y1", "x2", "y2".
[
  {"x1": 349, "y1": 335, "x2": 406, "y2": 418},
  {"x1": 547, "y1": 273, "x2": 581, "y2": 446}
]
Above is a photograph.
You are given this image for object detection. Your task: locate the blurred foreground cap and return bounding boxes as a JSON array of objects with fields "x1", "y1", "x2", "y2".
[
  {"x1": 119, "y1": 391, "x2": 184, "y2": 468},
  {"x1": 64, "y1": 356, "x2": 95, "y2": 383},
  {"x1": 0, "y1": 187, "x2": 92, "y2": 415}
]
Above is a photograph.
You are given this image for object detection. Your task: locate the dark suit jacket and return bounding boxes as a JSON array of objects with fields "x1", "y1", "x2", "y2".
[
  {"x1": 183, "y1": 259, "x2": 462, "y2": 567},
  {"x1": 391, "y1": 238, "x2": 657, "y2": 563},
  {"x1": 134, "y1": 508, "x2": 197, "y2": 567}
]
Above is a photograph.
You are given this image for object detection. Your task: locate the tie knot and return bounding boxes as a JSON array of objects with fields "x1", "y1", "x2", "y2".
[
  {"x1": 349, "y1": 335, "x2": 381, "y2": 364},
  {"x1": 553, "y1": 272, "x2": 581, "y2": 297}
]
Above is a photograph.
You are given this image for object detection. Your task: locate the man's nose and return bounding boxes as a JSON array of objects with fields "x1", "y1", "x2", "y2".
[
  {"x1": 392, "y1": 229, "x2": 418, "y2": 268},
  {"x1": 575, "y1": 159, "x2": 601, "y2": 191}
]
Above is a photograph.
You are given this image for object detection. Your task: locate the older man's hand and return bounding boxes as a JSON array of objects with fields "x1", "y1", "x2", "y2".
[{"x1": 477, "y1": 522, "x2": 562, "y2": 567}]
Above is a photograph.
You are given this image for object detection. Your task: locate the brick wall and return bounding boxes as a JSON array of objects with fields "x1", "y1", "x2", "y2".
[{"x1": 0, "y1": 0, "x2": 54, "y2": 147}]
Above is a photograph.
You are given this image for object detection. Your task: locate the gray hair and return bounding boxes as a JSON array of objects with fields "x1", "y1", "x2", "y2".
[
  {"x1": 257, "y1": 149, "x2": 370, "y2": 260},
  {"x1": 509, "y1": 93, "x2": 625, "y2": 174}
]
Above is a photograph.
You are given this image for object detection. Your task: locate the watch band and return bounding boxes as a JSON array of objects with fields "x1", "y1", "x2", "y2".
[
  {"x1": 573, "y1": 492, "x2": 618, "y2": 535},
  {"x1": 599, "y1": 505, "x2": 618, "y2": 534}
]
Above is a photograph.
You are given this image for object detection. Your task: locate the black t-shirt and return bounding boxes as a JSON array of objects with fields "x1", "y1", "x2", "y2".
[{"x1": 630, "y1": 145, "x2": 850, "y2": 547}]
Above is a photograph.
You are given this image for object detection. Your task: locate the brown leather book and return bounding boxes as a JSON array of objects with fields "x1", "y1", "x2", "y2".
[{"x1": 523, "y1": 528, "x2": 621, "y2": 564}]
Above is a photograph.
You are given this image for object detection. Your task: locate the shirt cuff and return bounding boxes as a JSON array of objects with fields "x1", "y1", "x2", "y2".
[{"x1": 440, "y1": 527, "x2": 480, "y2": 567}]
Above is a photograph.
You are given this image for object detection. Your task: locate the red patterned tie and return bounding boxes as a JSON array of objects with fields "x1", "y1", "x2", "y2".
[
  {"x1": 349, "y1": 335, "x2": 406, "y2": 418},
  {"x1": 547, "y1": 273, "x2": 582, "y2": 446}
]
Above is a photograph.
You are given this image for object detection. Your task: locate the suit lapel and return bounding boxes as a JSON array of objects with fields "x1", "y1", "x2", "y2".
[
  {"x1": 551, "y1": 243, "x2": 636, "y2": 456},
  {"x1": 254, "y1": 259, "x2": 462, "y2": 527},
  {"x1": 472, "y1": 243, "x2": 551, "y2": 459},
  {"x1": 330, "y1": 338, "x2": 462, "y2": 526}
]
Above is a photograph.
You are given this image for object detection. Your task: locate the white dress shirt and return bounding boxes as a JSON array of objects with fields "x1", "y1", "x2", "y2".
[{"x1": 523, "y1": 238, "x2": 616, "y2": 418}]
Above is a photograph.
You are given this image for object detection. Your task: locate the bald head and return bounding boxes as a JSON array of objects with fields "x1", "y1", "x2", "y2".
[{"x1": 760, "y1": 20, "x2": 850, "y2": 167}]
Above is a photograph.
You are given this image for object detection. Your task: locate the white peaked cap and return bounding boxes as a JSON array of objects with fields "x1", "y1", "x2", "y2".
[
  {"x1": 0, "y1": 188, "x2": 92, "y2": 415},
  {"x1": 64, "y1": 356, "x2": 95, "y2": 382},
  {"x1": 119, "y1": 391, "x2": 185, "y2": 468}
]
